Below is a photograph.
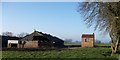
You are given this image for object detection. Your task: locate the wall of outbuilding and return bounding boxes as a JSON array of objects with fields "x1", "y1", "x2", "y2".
[{"x1": 82, "y1": 38, "x2": 94, "y2": 47}]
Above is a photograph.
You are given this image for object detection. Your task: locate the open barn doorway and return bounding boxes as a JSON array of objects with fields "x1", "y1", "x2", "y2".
[
  {"x1": 11, "y1": 44, "x2": 18, "y2": 48},
  {"x1": 8, "y1": 40, "x2": 19, "y2": 48}
]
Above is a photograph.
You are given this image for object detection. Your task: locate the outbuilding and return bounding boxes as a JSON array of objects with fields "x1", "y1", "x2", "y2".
[{"x1": 81, "y1": 33, "x2": 95, "y2": 47}]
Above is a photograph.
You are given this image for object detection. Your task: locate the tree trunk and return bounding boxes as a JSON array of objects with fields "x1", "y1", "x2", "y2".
[
  {"x1": 111, "y1": 34, "x2": 120, "y2": 55},
  {"x1": 111, "y1": 43, "x2": 115, "y2": 54}
]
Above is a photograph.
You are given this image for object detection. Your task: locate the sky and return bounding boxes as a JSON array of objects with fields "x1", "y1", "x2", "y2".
[{"x1": 1, "y1": 2, "x2": 110, "y2": 42}]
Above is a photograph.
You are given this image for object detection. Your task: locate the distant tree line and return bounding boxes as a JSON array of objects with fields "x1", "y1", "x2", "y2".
[
  {"x1": 64, "y1": 39, "x2": 81, "y2": 44},
  {"x1": 2, "y1": 32, "x2": 29, "y2": 37},
  {"x1": 64, "y1": 39, "x2": 110, "y2": 44}
]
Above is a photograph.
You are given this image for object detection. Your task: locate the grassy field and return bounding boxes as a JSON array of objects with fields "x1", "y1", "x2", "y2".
[
  {"x1": 64, "y1": 43, "x2": 111, "y2": 48},
  {"x1": 2, "y1": 47, "x2": 120, "y2": 60}
]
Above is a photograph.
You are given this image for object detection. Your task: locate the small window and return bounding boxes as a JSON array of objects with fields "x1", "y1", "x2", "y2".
[{"x1": 85, "y1": 38, "x2": 90, "y2": 42}]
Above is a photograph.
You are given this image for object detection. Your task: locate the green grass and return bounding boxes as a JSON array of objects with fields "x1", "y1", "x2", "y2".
[
  {"x1": 64, "y1": 43, "x2": 81, "y2": 45},
  {"x1": 95, "y1": 44, "x2": 111, "y2": 46},
  {"x1": 2, "y1": 48, "x2": 119, "y2": 59},
  {"x1": 0, "y1": 51, "x2": 2, "y2": 59},
  {"x1": 2, "y1": 44, "x2": 120, "y2": 60},
  {"x1": 64, "y1": 43, "x2": 111, "y2": 48}
]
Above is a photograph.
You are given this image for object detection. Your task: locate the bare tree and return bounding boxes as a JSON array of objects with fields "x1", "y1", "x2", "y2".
[
  {"x1": 78, "y1": 1, "x2": 120, "y2": 55},
  {"x1": 64, "y1": 39, "x2": 73, "y2": 44},
  {"x1": 2, "y1": 32, "x2": 13, "y2": 36},
  {"x1": 95, "y1": 39, "x2": 101, "y2": 44},
  {"x1": 17, "y1": 32, "x2": 28, "y2": 37}
]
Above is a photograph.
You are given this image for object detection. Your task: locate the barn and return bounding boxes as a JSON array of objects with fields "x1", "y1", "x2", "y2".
[
  {"x1": 6, "y1": 31, "x2": 64, "y2": 48},
  {"x1": 81, "y1": 33, "x2": 95, "y2": 47},
  {"x1": 19, "y1": 31, "x2": 53, "y2": 48}
]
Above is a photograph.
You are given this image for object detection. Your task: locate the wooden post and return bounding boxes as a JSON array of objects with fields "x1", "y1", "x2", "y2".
[
  {"x1": 17, "y1": 44, "x2": 19, "y2": 48},
  {"x1": 7, "y1": 44, "x2": 9, "y2": 48},
  {"x1": 8, "y1": 43, "x2": 11, "y2": 48}
]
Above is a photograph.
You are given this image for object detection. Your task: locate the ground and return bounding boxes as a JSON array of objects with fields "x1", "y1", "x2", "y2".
[{"x1": 1, "y1": 44, "x2": 120, "y2": 60}]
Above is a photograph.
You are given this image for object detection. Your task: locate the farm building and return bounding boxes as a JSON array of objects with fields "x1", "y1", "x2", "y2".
[
  {"x1": 81, "y1": 33, "x2": 95, "y2": 47},
  {"x1": 19, "y1": 31, "x2": 53, "y2": 48},
  {"x1": 8, "y1": 40, "x2": 19, "y2": 48},
  {"x1": 5, "y1": 31, "x2": 64, "y2": 48},
  {"x1": 0, "y1": 36, "x2": 21, "y2": 48}
]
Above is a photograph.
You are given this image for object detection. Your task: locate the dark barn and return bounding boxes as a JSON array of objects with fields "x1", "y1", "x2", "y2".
[{"x1": 19, "y1": 31, "x2": 64, "y2": 48}]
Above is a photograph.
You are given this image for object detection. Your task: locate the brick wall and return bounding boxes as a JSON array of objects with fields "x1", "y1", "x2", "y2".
[
  {"x1": 23, "y1": 41, "x2": 38, "y2": 48},
  {"x1": 82, "y1": 38, "x2": 94, "y2": 47}
]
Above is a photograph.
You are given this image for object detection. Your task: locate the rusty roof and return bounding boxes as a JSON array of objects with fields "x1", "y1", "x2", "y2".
[{"x1": 82, "y1": 34, "x2": 94, "y2": 38}]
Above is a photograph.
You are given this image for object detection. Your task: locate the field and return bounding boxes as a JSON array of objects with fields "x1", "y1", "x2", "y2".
[{"x1": 1, "y1": 46, "x2": 120, "y2": 60}]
